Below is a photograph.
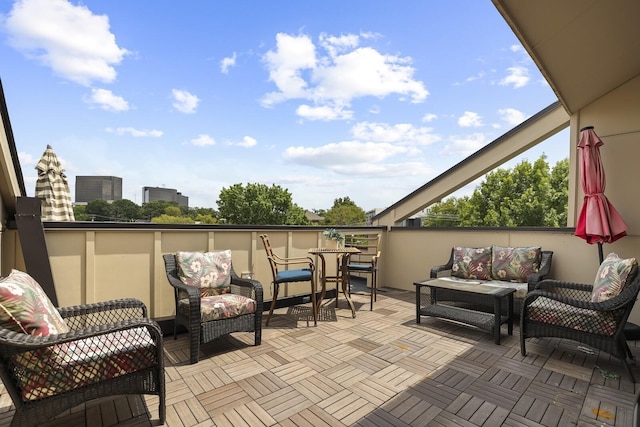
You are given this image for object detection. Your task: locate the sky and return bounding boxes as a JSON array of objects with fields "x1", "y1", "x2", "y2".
[{"x1": 0, "y1": 0, "x2": 568, "y2": 212}]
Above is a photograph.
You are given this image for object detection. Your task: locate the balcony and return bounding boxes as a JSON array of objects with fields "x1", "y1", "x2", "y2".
[{"x1": 0, "y1": 223, "x2": 638, "y2": 425}]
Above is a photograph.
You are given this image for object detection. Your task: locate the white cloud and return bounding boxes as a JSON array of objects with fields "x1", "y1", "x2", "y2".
[
  {"x1": 87, "y1": 88, "x2": 129, "y2": 112},
  {"x1": 351, "y1": 122, "x2": 439, "y2": 146},
  {"x1": 172, "y1": 89, "x2": 200, "y2": 114},
  {"x1": 18, "y1": 151, "x2": 35, "y2": 166},
  {"x1": 261, "y1": 32, "x2": 428, "y2": 117},
  {"x1": 283, "y1": 140, "x2": 409, "y2": 167},
  {"x1": 220, "y1": 52, "x2": 237, "y2": 74},
  {"x1": 458, "y1": 111, "x2": 483, "y2": 128},
  {"x1": 510, "y1": 44, "x2": 523, "y2": 53},
  {"x1": 190, "y1": 134, "x2": 215, "y2": 146},
  {"x1": 4, "y1": 0, "x2": 129, "y2": 86},
  {"x1": 497, "y1": 108, "x2": 527, "y2": 126},
  {"x1": 422, "y1": 113, "x2": 437, "y2": 123},
  {"x1": 441, "y1": 133, "x2": 487, "y2": 156},
  {"x1": 499, "y1": 66, "x2": 530, "y2": 88},
  {"x1": 106, "y1": 127, "x2": 163, "y2": 137},
  {"x1": 235, "y1": 136, "x2": 257, "y2": 148},
  {"x1": 296, "y1": 104, "x2": 353, "y2": 121}
]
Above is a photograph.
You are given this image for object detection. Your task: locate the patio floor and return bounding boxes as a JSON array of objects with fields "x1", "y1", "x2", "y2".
[{"x1": 1, "y1": 286, "x2": 639, "y2": 426}]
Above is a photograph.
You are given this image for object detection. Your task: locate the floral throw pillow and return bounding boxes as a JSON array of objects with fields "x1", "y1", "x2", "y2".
[
  {"x1": 591, "y1": 253, "x2": 637, "y2": 302},
  {"x1": 0, "y1": 269, "x2": 69, "y2": 336},
  {"x1": 491, "y1": 246, "x2": 541, "y2": 282},
  {"x1": 176, "y1": 250, "x2": 232, "y2": 295},
  {"x1": 451, "y1": 247, "x2": 491, "y2": 280}
]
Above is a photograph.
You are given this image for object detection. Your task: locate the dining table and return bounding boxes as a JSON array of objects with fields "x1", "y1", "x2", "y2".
[{"x1": 308, "y1": 247, "x2": 361, "y2": 318}]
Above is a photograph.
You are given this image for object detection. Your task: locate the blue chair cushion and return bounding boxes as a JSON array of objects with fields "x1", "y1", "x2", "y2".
[
  {"x1": 275, "y1": 269, "x2": 312, "y2": 283},
  {"x1": 347, "y1": 263, "x2": 373, "y2": 272}
]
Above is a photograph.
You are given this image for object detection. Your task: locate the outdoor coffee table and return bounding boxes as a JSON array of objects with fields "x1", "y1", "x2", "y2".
[{"x1": 414, "y1": 277, "x2": 515, "y2": 344}]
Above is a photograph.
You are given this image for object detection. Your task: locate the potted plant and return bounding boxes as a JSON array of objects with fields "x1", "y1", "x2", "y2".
[{"x1": 323, "y1": 228, "x2": 344, "y2": 249}]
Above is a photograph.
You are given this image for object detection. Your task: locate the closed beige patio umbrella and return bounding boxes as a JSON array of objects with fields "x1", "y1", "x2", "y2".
[{"x1": 35, "y1": 145, "x2": 75, "y2": 221}]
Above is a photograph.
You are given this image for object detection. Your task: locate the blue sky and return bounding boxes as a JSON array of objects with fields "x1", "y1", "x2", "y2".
[{"x1": 0, "y1": 0, "x2": 567, "y2": 212}]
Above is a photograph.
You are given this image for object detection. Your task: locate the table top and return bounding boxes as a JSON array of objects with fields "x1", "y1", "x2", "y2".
[
  {"x1": 414, "y1": 277, "x2": 516, "y2": 296},
  {"x1": 308, "y1": 247, "x2": 361, "y2": 255}
]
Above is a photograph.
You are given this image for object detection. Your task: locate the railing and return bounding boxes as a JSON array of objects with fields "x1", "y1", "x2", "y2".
[{"x1": 4, "y1": 223, "x2": 639, "y2": 323}]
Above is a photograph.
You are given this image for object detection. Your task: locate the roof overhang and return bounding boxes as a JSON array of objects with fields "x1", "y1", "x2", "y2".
[
  {"x1": 0, "y1": 79, "x2": 26, "y2": 214},
  {"x1": 492, "y1": 0, "x2": 640, "y2": 114}
]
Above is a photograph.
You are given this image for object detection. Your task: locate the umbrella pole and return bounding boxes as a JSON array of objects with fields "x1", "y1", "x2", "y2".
[{"x1": 598, "y1": 243, "x2": 604, "y2": 265}]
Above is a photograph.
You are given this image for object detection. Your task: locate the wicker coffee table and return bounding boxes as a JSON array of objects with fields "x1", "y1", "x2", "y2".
[{"x1": 414, "y1": 278, "x2": 515, "y2": 344}]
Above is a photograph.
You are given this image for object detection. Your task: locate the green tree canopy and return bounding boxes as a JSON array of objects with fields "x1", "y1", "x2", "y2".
[
  {"x1": 141, "y1": 200, "x2": 179, "y2": 221},
  {"x1": 423, "y1": 156, "x2": 568, "y2": 227},
  {"x1": 322, "y1": 197, "x2": 366, "y2": 226},
  {"x1": 217, "y1": 183, "x2": 307, "y2": 225},
  {"x1": 85, "y1": 199, "x2": 112, "y2": 221},
  {"x1": 110, "y1": 199, "x2": 141, "y2": 222}
]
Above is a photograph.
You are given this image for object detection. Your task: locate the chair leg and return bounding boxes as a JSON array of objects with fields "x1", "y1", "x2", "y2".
[
  {"x1": 370, "y1": 270, "x2": 376, "y2": 311},
  {"x1": 190, "y1": 328, "x2": 200, "y2": 364},
  {"x1": 266, "y1": 283, "x2": 279, "y2": 326}
]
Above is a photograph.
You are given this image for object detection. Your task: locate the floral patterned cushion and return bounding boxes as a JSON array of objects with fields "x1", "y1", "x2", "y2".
[
  {"x1": 0, "y1": 269, "x2": 69, "y2": 336},
  {"x1": 14, "y1": 327, "x2": 156, "y2": 400},
  {"x1": 527, "y1": 298, "x2": 617, "y2": 336},
  {"x1": 176, "y1": 250, "x2": 232, "y2": 295},
  {"x1": 451, "y1": 247, "x2": 491, "y2": 280},
  {"x1": 178, "y1": 294, "x2": 256, "y2": 322},
  {"x1": 591, "y1": 253, "x2": 637, "y2": 302},
  {"x1": 491, "y1": 246, "x2": 541, "y2": 282}
]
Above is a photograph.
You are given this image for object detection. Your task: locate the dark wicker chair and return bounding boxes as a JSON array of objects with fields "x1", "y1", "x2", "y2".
[
  {"x1": 520, "y1": 266, "x2": 640, "y2": 382},
  {"x1": 163, "y1": 253, "x2": 263, "y2": 364},
  {"x1": 0, "y1": 298, "x2": 165, "y2": 426}
]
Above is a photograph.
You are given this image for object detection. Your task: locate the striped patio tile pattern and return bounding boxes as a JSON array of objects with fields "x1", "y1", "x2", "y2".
[{"x1": 0, "y1": 286, "x2": 638, "y2": 426}]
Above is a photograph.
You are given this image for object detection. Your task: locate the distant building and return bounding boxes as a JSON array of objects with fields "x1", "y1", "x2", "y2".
[
  {"x1": 142, "y1": 186, "x2": 188, "y2": 207},
  {"x1": 75, "y1": 176, "x2": 122, "y2": 203},
  {"x1": 305, "y1": 210, "x2": 323, "y2": 224},
  {"x1": 365, "y1": 208, "x2": 384, "y2": 226}
]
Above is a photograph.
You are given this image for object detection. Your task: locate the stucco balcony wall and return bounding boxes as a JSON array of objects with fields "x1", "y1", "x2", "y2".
[{"x1": 3, "y1": 224, "x2": 639, "y2": 324}]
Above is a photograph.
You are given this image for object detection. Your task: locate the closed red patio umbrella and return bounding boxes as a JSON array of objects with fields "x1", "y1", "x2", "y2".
[{"x1": 574, "y1": 126, "x2": 627, "y2": 264}]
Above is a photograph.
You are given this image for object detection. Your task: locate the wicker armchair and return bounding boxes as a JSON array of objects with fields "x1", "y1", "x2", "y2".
[
  {"x1": 520, "y1": 266, "x2": 640, "y2": 382},
  {"x1": 163, "y1": 253, "x2": 263, "y2": 364},
  {"x1": 0, "y1": 298, "x2": 166, "y2": 426}
]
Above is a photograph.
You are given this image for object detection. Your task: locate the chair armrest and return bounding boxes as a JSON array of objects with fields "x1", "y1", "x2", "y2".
[
  {"x1": 430, "y1": 248, "x2": 454, "y2": 278},
  {"x1": 527, "y1": 251, "x2": 553, "y2": 291},
  {"x1": 231, "y1": 270, "x2": 264, "y2": 303},
  {"x1": 524, "y1": 279, "x2": 633, "y2": 312},
  {"x1": 58, "y1": 298, "x2": 148, "y2": 328},
  {"x1": 0, "y1": 317, "x2": 163, "y2": 355}
]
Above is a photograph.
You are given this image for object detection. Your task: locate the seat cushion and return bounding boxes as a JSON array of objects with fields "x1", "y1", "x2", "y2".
[
  {"x1": 591, "y1": 253, "x2": 637, "y2": 302},
  {"x1": 347, "y1": 263, "x2": 373, "y2": 272},
  {"x1": 176, "y1": 250, "x2": 232, "y2": 295},
  {"x1": 0, "y1": 269, "x2": 69, "y2": 336},
  {"x1": 14, "y1": 327, "x2": 156, "y2": 401},
  {"x1": 491, "y1": 246, "x2": 541, "y2": 282},
  {"x1": 526, "y1": 297, "x2": 617, "y2": 336},
  {"x1": 178, "y1": 294, "x2": 257, "y2": 322},
  {"x1": 275, "y1": 269, "x2": 312, "y2": 284},
  {"x1": 451, "y1": 246, "x2": 492, "y2": 280}
]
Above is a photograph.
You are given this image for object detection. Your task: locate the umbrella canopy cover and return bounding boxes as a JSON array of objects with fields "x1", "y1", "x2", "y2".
[
  {"x1": 575, "y1": 127, "x2": 627, "y2": 245},
  {"x1": 35, "y1": 145, "x2": 75, "y2": 221}
]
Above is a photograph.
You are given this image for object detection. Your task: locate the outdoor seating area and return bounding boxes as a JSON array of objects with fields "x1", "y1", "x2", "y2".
[{"x1": 1, "y1": 287, "x2": 637, "y2": 426}]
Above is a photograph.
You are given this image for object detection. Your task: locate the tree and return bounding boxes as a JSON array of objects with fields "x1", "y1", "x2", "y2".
[
  {"x1": 141, "y1": 200, "x2": 179, "y2": 221},
  {"x1": 110, "y1": 199, "x2": 141, "y2": 222},
  {"x1": 424, "y1": 156, "x2": 568, "y2": 227},
  {"x1": 73, "y1": 204, "x2": 89, "y2": 221},
  {"x1": 217, "y1": 183, "x2": 307, "y2": 225},
  {"x1": 85, "y1": 199, "x2": 112, "y2": 221},
  {"x1": 151, "y1": 214, "x2": 195, "y2": 224},
  {"x1": 322, "y1": 197, "x2": 366, "y2": 226}
]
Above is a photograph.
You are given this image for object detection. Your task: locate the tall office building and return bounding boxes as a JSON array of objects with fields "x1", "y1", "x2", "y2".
[
  {"x1": 142, "y1": 186, "x2": 188, "y2": 207},
  {"x1": 75, "y1": 176, "x2": 122, "y2": 203}
]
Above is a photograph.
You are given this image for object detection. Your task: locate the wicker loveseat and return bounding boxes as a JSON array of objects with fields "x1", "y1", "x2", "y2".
[
  {"x1": 0, "y1": 269, "x2": 165, "y2": 426},
  {"x1": 521, "y1": 253, "x2": 640, "y2": 382},
  {"x1": 163, "y1": 252, "x2": 263, "y2": 364},
  {"x1": 430, "y1": 245, "x2": 553, "y2": 314}
]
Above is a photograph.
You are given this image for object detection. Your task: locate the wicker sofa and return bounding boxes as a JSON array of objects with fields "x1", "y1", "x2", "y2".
[{"x1": 430, "y1": 245, "x2": 553, "y2": 314}]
